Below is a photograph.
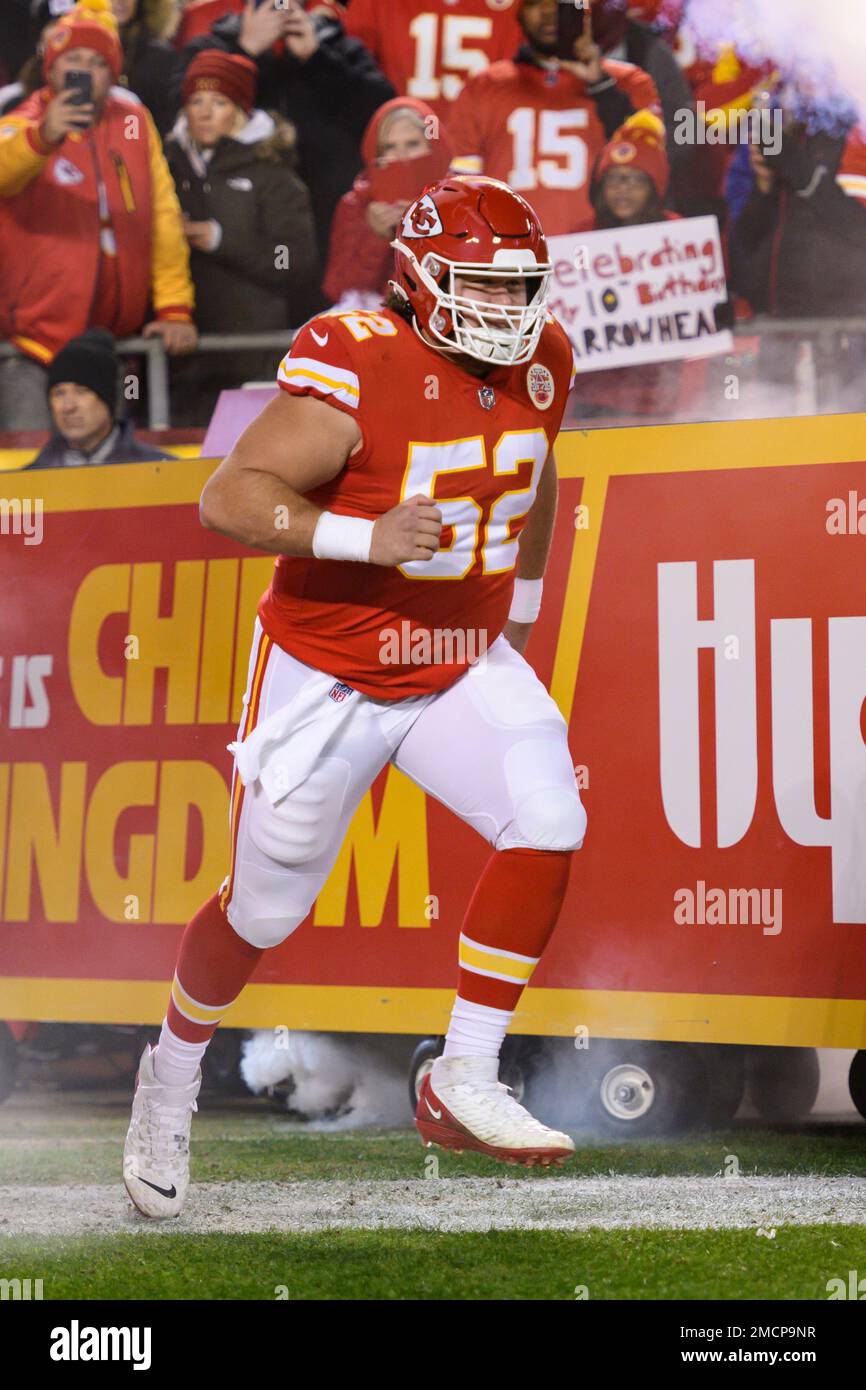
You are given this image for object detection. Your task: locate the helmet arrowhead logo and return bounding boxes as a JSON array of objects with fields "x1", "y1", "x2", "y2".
[{"x1": 402, "y1": 194, "x2": 444, "y2": 240}]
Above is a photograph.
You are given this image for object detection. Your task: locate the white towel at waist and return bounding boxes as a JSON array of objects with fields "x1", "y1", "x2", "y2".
[{"x1": 227, "y1": 670, "x2": 357, "y2": 806}]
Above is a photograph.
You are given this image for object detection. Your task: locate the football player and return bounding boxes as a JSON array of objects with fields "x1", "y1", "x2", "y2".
[{"x1": 123, "y1": 175, "x2": 587, "y2": 1218}]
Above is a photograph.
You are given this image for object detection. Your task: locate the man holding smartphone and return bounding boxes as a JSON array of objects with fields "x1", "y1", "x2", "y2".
[{"x1": 0, "y1": 0, "x2": 196, "y2": 429}]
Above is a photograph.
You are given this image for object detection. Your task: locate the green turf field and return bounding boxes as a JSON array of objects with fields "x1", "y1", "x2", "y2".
[
  {"x1": 2, "y1": 1092, "x2": 865, "y2": 1300},
  {"x1": 3, "y1": 1227, "x2": 865, "y2": 1301}
]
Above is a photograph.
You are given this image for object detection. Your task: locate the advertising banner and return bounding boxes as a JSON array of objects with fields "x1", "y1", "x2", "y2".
[{"x1": 1, "y1": 418, "x2": 865, "y2": 1047}]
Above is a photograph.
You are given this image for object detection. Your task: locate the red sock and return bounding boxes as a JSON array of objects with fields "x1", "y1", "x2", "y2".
[
  {"x1": 164, "y1": 892, "x2": 263, "y2": 1045},
  {"x1": 456, "y1": 848, "x2": 573, "y2": 1011}
]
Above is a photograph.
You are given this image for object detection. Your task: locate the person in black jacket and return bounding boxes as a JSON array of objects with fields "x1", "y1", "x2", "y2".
[
  {"x1": 26, "y1": 329, "x2": 173, "y2": 469},
  {"x1": 165, "y1": 49, "x2": 320, "y2": 425},
  {"x1": 110, "y1": 0, "x2": 183, "y2": 137},
  {"x1": 731, "y1": 117, "x2": 866, "y2": 318},
  {"x1": 0, "y1": 0, "x2": 41, "y2": 88},
  {"x1": 728, "y1": 100, "x2": 866, "y2": 407},
  {"x1": 177, "y1": 0, "x2": 395, "y2": 260}
]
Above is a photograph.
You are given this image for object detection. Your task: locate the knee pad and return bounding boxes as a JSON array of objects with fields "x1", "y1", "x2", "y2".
[
  {"x1": 248, "y1": 757, "x2": 351, "y2": 865},
  {"x1": 500, "y1": 738, "x2": 587, "y2": 850},
  {"x1": 506, "y1": 785, "x2": 587, "y2": 851},
  {"x1": 229, "y1": 758, "x2": 352, "y2": 948},
  {"x1": 228, "y1": 907, "x2": 306, "y2": 950},
  {"x1": 227, "y1": 868, "x2": 323, "y2": 948}
]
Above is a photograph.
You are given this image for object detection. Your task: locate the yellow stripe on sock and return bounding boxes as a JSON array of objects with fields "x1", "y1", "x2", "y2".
[
  {"x1": 171, "y1": 976, "x2": 232, "y2": 1025},
  {"x1": 458, "y1": 938, "x2": 539, "y2": 984}
]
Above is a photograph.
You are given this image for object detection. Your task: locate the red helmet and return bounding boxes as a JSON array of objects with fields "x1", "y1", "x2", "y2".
[{"x1": 389, "y1": 175, "x2": 553, "y2": 367}]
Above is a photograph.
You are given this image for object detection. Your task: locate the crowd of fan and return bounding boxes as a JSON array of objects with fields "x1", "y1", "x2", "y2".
[{"x1": 2, "y1": 0, "x2": 866, "y2": 466}]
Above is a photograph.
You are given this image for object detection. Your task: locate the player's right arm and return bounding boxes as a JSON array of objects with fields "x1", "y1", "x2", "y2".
[{"x1": 200, "y1": 375, "x2": 442, "y2": 566}]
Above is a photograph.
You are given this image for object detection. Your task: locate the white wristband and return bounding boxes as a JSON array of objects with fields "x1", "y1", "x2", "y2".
[
  {"x1": 312, "y1": 511, "x2": 375, "y2": 563},
  {"x1": 509, "y1": 577, "x2": 543, "y2": 624}
]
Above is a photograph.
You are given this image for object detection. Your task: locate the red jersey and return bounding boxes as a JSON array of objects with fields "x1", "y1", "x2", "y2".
[
  {"x1": 259, "y1": 306, "x2": 576, "y2": 698},
  {"x1": 343, "y1": 0, "x2": 523, "y2": 123},
  {"x1": 448, "y1": 57, "x2": 660, "y2": 234},
  {"x1": 835, "y1": 126, "x2": 866, "y2": 209}
]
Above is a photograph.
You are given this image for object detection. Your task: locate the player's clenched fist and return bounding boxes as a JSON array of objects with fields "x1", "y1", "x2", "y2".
[{"x1": 370, "y1": 494, "x2": 443, "y2": 566}]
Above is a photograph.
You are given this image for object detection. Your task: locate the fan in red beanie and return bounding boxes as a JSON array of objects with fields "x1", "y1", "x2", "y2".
[
  {"x1": 0, "y1": 0, "x2": 197, "y2": 430},
  {"x1": 42, "y1": 0, "x2": 123, "y2": 84},
  {"x1": 181, "y1": 50, "x2": 259, "y2": 115},
  {"x1": 591, "y1": 109, "x2": 672, "y2": 227}
]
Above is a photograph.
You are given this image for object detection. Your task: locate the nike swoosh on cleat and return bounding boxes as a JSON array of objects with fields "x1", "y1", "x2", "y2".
[
  {"x1": 137, "y1": 1177, "x2": 177, "y2": 1200},
  {"x1": 310, "y1": 328, "x2": 329, "y2": 347},
  {"x1": 424, "y1": 1097, "x2": 442, "y2": 1120}
]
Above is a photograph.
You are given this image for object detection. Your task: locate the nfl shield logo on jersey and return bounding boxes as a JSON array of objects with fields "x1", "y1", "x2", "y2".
[
  {"x1": 527, "y1": 363, "x2": 555, "y2": 410},
  {"x1": 328, "y1": 682, "x2": 354, "y2": 703},
  {"x1": 478, "y1": 385, "x2": 496, "y2": 410}
]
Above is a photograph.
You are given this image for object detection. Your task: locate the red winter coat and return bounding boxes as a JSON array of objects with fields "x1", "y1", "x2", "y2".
[
  {"x1": 0, "y1": 87, "x2": 192, "y2": 363},
  {"x1": 322, "y1": 95, "x2": 453, "y2": 304}
]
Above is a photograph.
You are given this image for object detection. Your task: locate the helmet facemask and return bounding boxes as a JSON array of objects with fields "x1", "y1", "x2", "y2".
[{"x1": 393, "y1": 243, "x2": 553, "y2": 367}]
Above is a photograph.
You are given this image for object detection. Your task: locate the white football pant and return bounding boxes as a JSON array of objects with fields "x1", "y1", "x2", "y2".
[{"x1": 222, "y1": 619, "x2": 586, "y2": 949}]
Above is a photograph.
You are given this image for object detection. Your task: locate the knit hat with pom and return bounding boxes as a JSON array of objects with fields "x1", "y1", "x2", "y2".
[
  {"x1": 43, "y1": 0, "x2": 123, "y2": 84},
  {"x1": 595, "y1": 109, "x2": 669, "y2": 197}
]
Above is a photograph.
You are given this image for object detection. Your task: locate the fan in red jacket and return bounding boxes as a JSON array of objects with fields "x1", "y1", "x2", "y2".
[
  {"x1": 322, "y1": 95, "x2": 454, "y2": 309},
  {"x1": 565, "y1": 108, "x2": 703, "y2": 421},
  {"x1": 0, "y1": 0, "x2": 195, "y2": 429}
]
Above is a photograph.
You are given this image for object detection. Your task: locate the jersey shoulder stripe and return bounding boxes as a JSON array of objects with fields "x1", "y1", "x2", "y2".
[
  {"x1": 277, "y1": 355, "x2": 360, "y2": 409},
  {"x1": 837, "y1": 172, "x2": 866, "y2": 205},
  {"x1": 277, "y1": 308, "x2": 409, "y2": 415}
]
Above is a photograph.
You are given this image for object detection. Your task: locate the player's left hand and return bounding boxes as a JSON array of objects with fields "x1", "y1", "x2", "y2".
[
  {"x1": 560, "y1": 35, "x2": 604, "y2": 86},
  {"x1": 283, "y1": 0, "x2": 320, "y2": 61},
  {"x1": 143, "y1": 319, "x2": 199, "y2": 355}
]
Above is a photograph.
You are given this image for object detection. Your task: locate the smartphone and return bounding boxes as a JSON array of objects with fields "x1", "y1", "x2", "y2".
[
  {"x1": 64, "y1": 69, "x2": 93, "y2": 106},
  {"x1": 556, "y1": 0, "x2": 590, "y2": 61}
]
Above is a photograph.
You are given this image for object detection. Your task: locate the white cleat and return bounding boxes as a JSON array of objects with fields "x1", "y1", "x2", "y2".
[
  {"x1": 416, "y1": 1055, "x2": 575, "y2": 1167},
  {"x1": 123, "y1": 1044, "x2": 200, "y2": 1218}
]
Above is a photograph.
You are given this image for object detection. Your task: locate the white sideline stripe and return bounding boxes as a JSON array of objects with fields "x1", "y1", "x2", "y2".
[{"x1": 3, "y1": 1176, "x2": 866, "y2": 1235}]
